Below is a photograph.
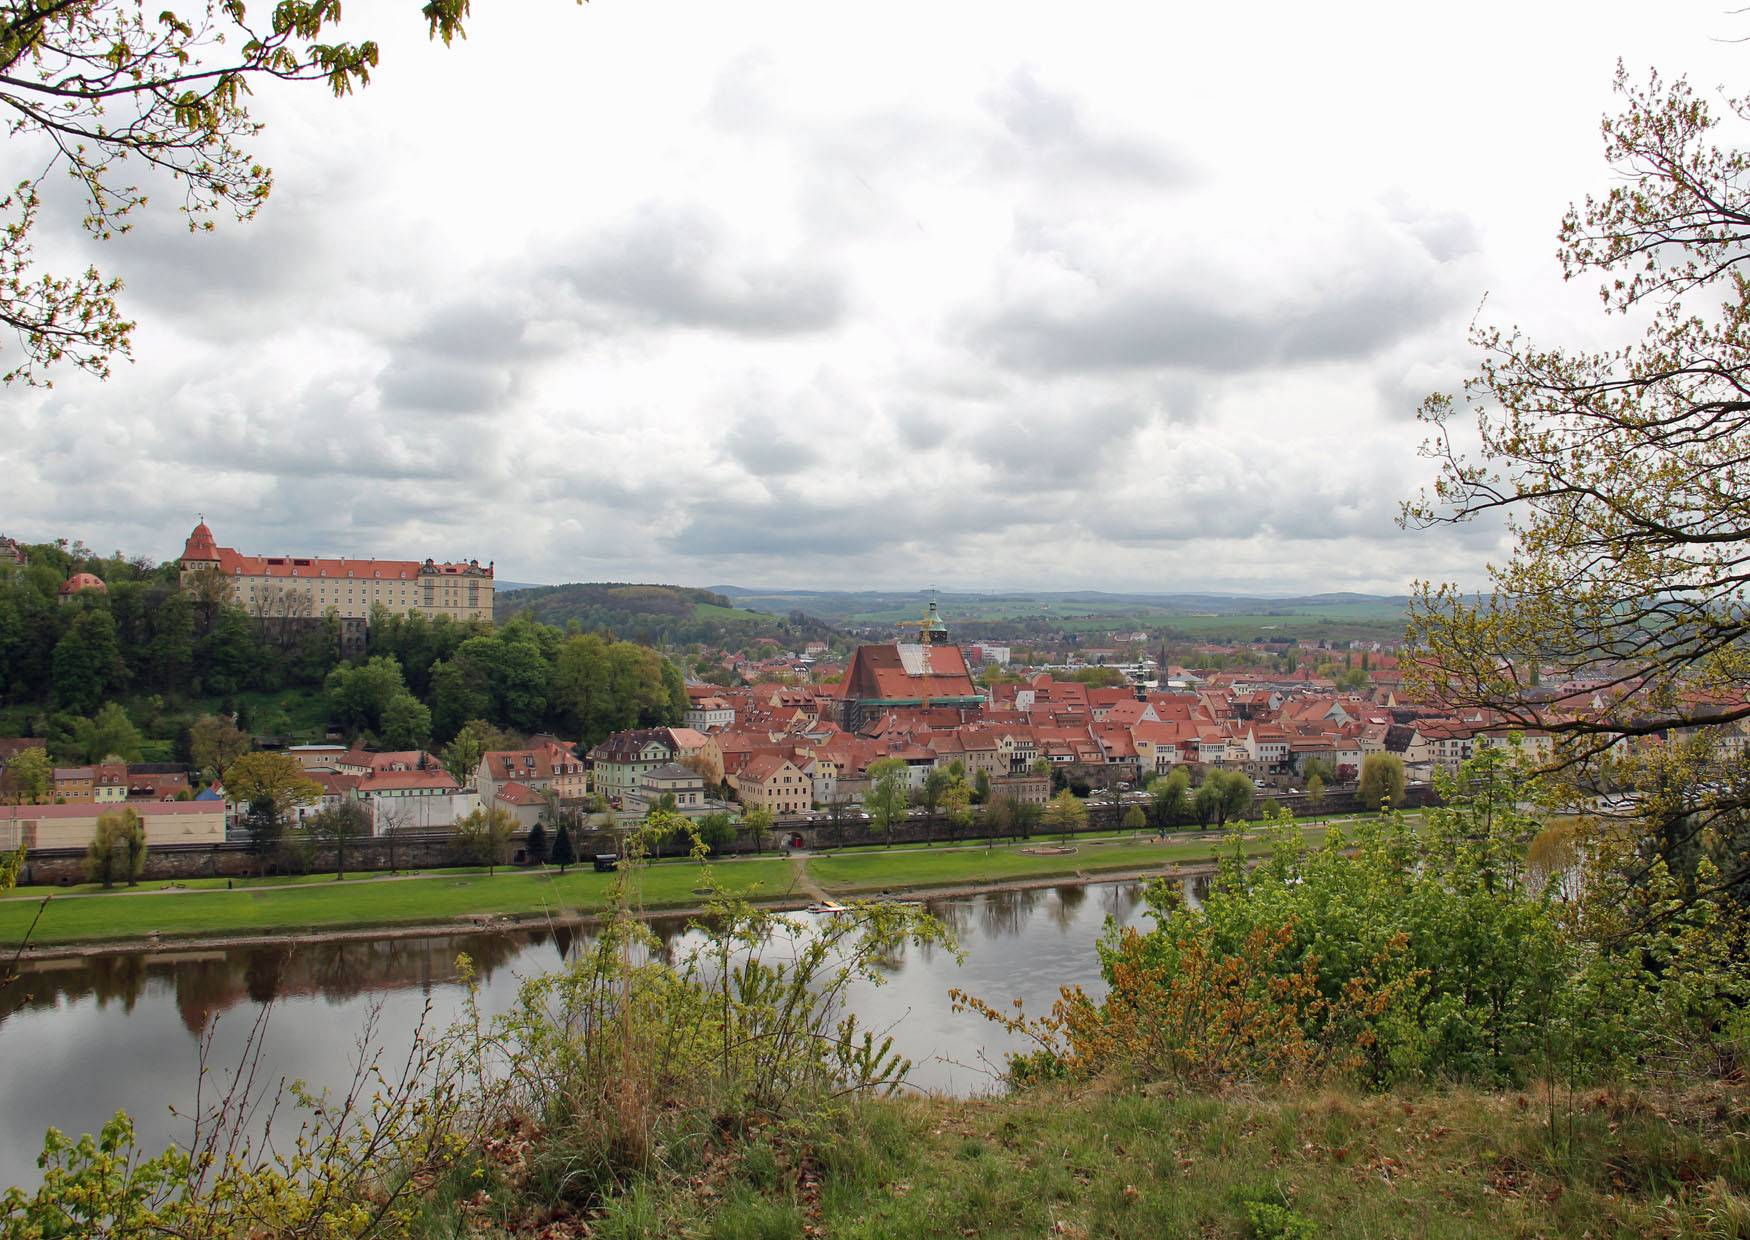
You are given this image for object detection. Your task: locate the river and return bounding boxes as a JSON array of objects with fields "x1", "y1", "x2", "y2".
[{"x1": 0, "y1": 878, "x2": 1201, "y2": 1191}]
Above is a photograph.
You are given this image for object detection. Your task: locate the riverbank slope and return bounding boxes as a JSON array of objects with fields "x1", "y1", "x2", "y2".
[{"x1": 414, "y1": 1080, "x2": 1748, "y2": 1237}]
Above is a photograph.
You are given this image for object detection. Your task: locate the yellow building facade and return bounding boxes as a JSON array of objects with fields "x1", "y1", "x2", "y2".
[{"x1": 178, "y1": 521, "x2": 494, "y2": 624}]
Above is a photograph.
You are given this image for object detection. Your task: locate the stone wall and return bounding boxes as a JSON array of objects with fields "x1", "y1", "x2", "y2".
[{"x1": 15, "y1": 784, "x2": 1439, "y2": 885}]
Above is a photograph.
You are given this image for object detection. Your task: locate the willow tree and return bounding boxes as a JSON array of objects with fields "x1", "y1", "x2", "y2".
[
  {"x1": 0, "y1": 0, "x2": 567, "y2": 385},
  {"x1": 1404, "y1": 66, "x2": 1750, "y2": 909}
]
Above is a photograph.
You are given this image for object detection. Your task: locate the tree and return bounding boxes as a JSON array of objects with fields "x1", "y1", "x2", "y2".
[
  {"x1": 324, "y1": 656, "x2": 409, "y2": 738},
  {"x1": 919, "y1": 766, "x2": 952, "y2": 815},
  {"x1": 306, "y1": 801, "x2": 370, "y2": 881},
  {"x1": 695, "y1": 811, "x2": 736, "y2": 856},
  {"x1": 550, "y1": 822, "x2": 577, "y2": 873},
  {"x1": 549, "y1": 822, "x2": 577, "y2": 870},
  {"x1": 73, "y1": 702, "x2": 142, "y2": 763},
  {"x1": 189, "y1": 714, "x2": 250, "y2": 780},
  {"x1": 0, "y1": 0, "x2": 484, "y2": 386},
  {"x1": 1044, "y1": 789, "x2": 1087, "y2": 843},
  {"x1": 1334, "y1": 667, "x2": 1369, "y2": 693},
  {"x1": 1358, "y1": 754, "x2": 1406, "y2": 813},
  {"x1": 1194, "y1": 770, "x2": 1253, "y2": 828},
  {"x1": 453, "y1": 805, "x2": 518, "y2": 876},
  {"x1": 940, "y1": 773, "x2": 975, "y2": 843},
  {"x1": 440, "y1": 718, "x2": 518, "y2": 787},
  {"x1": 1306, "y1": 772, "x2": 1326, "y2": 813},
  {"x1": 865, "y1": 758, "x2": 910, "y2": 848},
  {"x1": 379, "y1": 693, "x2": 432, "y2": 750},
  {"x1": 739, "y1": 806, "x2": 775, "y2": 855},
  {"x1": 1404, "y1": 67, "x2": 1750, "y2": 910},
  {"x1": 1301, "y1": 756, "x2": 1337, "y2": 787},
  {"x1": 85, "y1": 808, "x2": 146, "y2": 888},
  {"x1": 3, "y1": 747, "x2": 52, "y2": 804},
  {"x1": 52, "y1": 609, "x2": 124, "y2": 713},
  {"x1": 1148, "y1": 768, "x2": 1191, "y2": 832},
  {"x1": 1122, "y1": 804, "x2": 1147, "y2": 836},
  {"x1": 224, "y1": 752, "x2": 321, "y2": 875}
]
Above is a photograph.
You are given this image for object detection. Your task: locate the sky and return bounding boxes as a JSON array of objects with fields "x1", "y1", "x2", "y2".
[{"x1": 3, "y1": 0, "x2": 1746, "y2": 594}]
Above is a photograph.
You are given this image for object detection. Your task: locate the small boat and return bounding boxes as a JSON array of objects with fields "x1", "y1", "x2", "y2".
[{"x1": 806, "y1": 899, "x2": 849, "y2": 914}]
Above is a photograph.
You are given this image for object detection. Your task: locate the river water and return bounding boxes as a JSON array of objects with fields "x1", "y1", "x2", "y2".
[{"x1": 0, "y1": 878, "x2": 1196, "y2": 1191}]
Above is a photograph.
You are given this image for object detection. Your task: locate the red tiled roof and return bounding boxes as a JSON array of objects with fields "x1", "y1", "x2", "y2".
[
  {"x1": 182, "y1": 522, "x2": 489, "y2": 579},
  {"x1": 58, "y1": 572, "x2": 107, "y2": 595},
  {"x1": 495, "y1": 781, "x2": 543, "y2": 806},
  {"x1": 843, "y1": 643, "x2": 980, "y2": 703},
  {"x1": 357, "y1": 769, "x2": 461, "y2": 794}
]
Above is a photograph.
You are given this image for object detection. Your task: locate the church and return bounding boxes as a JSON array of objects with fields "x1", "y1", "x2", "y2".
[{"x1": 836, "y1": 600, "x2": 985, "y2": 733}]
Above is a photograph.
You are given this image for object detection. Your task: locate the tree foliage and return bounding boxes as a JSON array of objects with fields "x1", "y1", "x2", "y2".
[
  {"x1": 1404, "y1": 66, "x2": 1750, "y2": 910},
  {"x1": 224, "y1": 751, "x2": 320, "y2": 873},
  {"x1": 2, "y1": 746, "x2": 53, "y2": 804},
  {"x1": 452, "y1": 804, "x2": 518, "y2": 876},
  {"x1": 960, "y1": 757, "x2": 1750, "y2": 1093},
  {"x1": 1044, "y1": 789, "x2": 1087, "y2": 841},
  {"x1": 305, "y1": 801, "x2": 370, "y2": 881},
  {"x1": 1148, "y1": 768, "x2": 1191, "y2": 829},
  {"x1": 1357, "y1": 754, "x2": 1406, "y2": 813},
  {"x1": 864, "y1": 758, "x2": 909, "y2": 848},
  {"x1": 0, "y1": 0, "x2": 487, "y2": 385},
  {"x1": 85, "y1": 807, "x2": 146, "y2": 888}
]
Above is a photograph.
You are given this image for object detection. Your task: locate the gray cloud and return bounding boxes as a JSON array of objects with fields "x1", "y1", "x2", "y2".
[
  {"x1": 983, "y1": 68, "x2": 1192, "y2": 185},
  {"x1": 971, "y1": 255, "x2": 1460, "y2": 375},
  {"x1": 555, "y1": 205, "x2": 846, "y2": 337}
]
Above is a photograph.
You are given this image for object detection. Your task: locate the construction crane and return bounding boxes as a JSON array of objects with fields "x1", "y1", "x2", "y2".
[{"x1": 896, "y1": 593, "x2": 951, "y2": 717}]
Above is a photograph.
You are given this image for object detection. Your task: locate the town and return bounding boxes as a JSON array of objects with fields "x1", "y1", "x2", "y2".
[{"x1": 0, "y1": 521, "x2": 1709, "y2": 883}]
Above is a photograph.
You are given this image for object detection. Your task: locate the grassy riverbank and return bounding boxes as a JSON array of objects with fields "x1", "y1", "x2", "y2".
[
  {"x1": 0, "y1": 831, "x2": 1310, "y2": 947},
  {"x1": 809, "y1": 832, "x2": 1305, "y2": 894},
  {"x1": 0, "y1": 859, "x2": 801, "y2": 946},
  {"x1": 421, "y1": 1081, "x2": 1750, "y2": 1238}
]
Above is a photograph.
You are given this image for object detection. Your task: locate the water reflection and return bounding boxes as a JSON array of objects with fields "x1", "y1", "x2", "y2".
[{"x1": 0, "y1": 881, "x2": 1158, "y2": 1190}]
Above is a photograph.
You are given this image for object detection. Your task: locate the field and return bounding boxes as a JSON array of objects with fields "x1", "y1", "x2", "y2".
[
  {"x1": 717, "y1": 587, "x2": 1409, "y2": 643},
  {"x1": 0, "y1": 858, "x2": 800, "y2": 945},
  {"x1": 807, "y1": 832, "x2": 1296, "y2": 894}
]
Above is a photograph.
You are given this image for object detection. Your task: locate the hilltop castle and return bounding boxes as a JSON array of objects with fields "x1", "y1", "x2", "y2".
[{"x1": 178, "y1": 520, "x2": 495, "y2": 629}]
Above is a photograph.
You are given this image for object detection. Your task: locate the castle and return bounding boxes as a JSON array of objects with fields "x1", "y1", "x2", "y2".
[{"x1": 177, "y1": 520, "x2": 495, "y2": 629}]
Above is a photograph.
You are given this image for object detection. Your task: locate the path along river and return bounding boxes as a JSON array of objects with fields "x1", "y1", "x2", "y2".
[{"x1": 0, "y1": 877, "x2": 1207, "y2": 1190}]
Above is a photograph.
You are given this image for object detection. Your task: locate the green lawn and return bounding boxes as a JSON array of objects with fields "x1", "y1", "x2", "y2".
[
  {"x1": 0, "y1": 859, "x2": 800, "y2": 946},
  {"x1": 805, "y1": 833, "x2": 1293, "y2": 894},
  {"x1": 0, "y1": 868, "x2": 482, "y2": 899}
]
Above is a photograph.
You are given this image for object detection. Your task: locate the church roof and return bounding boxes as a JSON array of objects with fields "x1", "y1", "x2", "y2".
[{"x1": 842, "y1": 642, "x2": 981, "y2": 704}]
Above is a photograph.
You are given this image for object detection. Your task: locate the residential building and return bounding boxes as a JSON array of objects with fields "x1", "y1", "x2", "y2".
[
  {"x1": 733, "y1": 754, "x2": 813, "y2": 818},
  {"x1": 623, "y1": 763, "x2": 711, "y2": 818},
  {"x1": 0, "y1": 801, "x2": 225, "y2": 850},
  {"x1": 684, "y1": 696, "x2": 736, "y2": 732},
  {"x1": 475, "y1": 741, "x2": 588, "y2": 806},
  {"x1": 355, "y1": 769, "x2": 475, "y2": 834},
  {"x1": 51, "y1": 766, "x2": 94, "y2": 802},
  {"x1": 588, "y1": 729, "x2": 679, "y2": 802}
]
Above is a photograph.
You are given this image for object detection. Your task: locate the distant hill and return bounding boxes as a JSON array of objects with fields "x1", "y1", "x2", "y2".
[
  {"x1": 492, "y1": 580, "x2": 545, "y2": 594},
  {"x1": 707, "y1": 587, "x2": 1410, "y2": 643},
  {"x1": 495, "y1": 582, "x2": 839, "y2": 648}
]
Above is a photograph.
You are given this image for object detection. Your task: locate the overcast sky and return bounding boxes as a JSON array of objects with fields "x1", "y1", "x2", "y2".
[{"x1": 3, "y1": 0, "x2": 1745, "y2": 594}]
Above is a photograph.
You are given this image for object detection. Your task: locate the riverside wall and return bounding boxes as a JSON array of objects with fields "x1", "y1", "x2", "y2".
[{"x1": 16, "y1": 786, "x2": 1436, "y2": 886}]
